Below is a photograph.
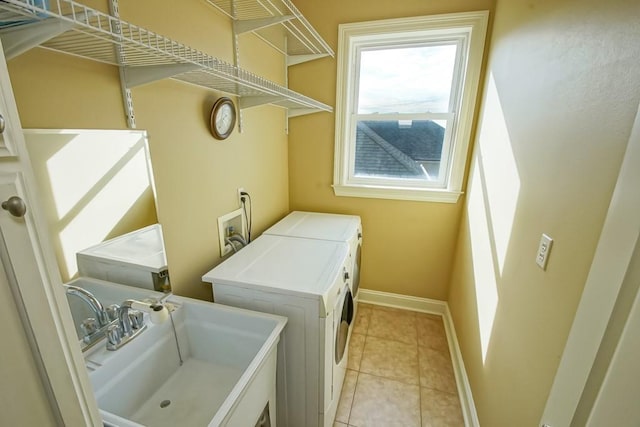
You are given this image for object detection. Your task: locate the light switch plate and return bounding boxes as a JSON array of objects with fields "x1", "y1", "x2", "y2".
[{"x1": 536, "y1": 233, "x2": 553, "y2": 270}]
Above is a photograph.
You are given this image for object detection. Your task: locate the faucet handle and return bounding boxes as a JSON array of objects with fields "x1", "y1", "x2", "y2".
[
  {"x1": 106, "y1": 304, "x2": 120, "y2": 321},
  {"x1": 129, "y1": 310, "x2": 144, "y2": 330},
  {"x1": 80, "y1": 318, "x2": 98, "y2": 342},
  {"x1": 107, "y1": 324, "x2": 122, "y2": 347}
]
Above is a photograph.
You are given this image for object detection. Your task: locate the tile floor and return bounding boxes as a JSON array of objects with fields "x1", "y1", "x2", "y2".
[{"x1": 334, "y1": 303, "x2": 464, "y2": 427}]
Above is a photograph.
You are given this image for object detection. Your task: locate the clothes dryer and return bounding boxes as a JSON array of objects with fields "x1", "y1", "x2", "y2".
[
  {"x1": 263, "y1": 211, "x2": 362, "y2": 301},
  {"x1": 203, "y1": 235, "x2": 354, "y2": 427}
]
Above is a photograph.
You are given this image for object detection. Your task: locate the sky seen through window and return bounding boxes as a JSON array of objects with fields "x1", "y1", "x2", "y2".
[{"x1": 358, "y1": 44, "x2": 458, "y2": 114}]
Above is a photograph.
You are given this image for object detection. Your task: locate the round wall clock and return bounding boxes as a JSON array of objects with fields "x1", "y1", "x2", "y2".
[{"x1": 209, "y1": 97, "x2": 236, "y2": 140}]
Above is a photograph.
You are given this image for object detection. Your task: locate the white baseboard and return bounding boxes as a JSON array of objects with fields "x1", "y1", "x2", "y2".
[
  {"x1": 358, "y1": 288, "x2": 447, "y2": 314},
  {"x1": 358, "y1": 289, "x2": 479, "y2": 427},
  {"x1": 443, "y1": 304, "x2": 480, "y2": 427}
]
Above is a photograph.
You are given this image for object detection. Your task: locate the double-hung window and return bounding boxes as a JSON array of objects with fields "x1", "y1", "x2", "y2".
[{"x1": 333, "y1": 12, "x2": 489, "y2": 202}]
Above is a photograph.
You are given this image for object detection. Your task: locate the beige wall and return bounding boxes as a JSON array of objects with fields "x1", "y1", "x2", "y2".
[
  {"x1": 448, "y1": 0, "x2": 640, "y2": 425},
  {"x1": 7, "y1": 0, "x2": 289, "y2": 300},
  {"x1": 288, "y1": 0, "x2": 494, "y2": 301}
]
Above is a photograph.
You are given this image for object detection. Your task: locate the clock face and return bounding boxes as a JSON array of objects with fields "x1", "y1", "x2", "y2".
[
  {"x1": 210, "y1": 98, "x2": 236, "y2": 139},
  {"x1": 215, "y1": 104, "x2": 233, "y2": 134}
]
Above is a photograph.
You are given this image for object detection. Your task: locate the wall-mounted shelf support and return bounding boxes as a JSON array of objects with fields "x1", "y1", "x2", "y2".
[
  {"x1": 205, "y1": 0, "x2": 335, "y2": 61},
  {"x1": 0, "y1": 16, "x2": 81, "y2": 60},
  {"x1": 239, "y1": 95, "x2": 285, "y2": 110},
  {"x1": 230, "y1": 0, "x2": 244, "y2": 133},
  {"x1": 205, "y1": 0, "x2": 334, "y2": 132},
  {"x1": 287, "y1": 53, "x2": 330, "y2": 66},
  {"x1": 288, "y1": 108, "x2": 321, "y2": 118},
  {"x1": 233, "y1": 15, "x2": 294, "y2": 35},
  {"x1": 109, "y1": 0, "x2": 135, "y2": 128},
  {"x1": 123, "y1": 64, "x2": 203, "y2": 88}
]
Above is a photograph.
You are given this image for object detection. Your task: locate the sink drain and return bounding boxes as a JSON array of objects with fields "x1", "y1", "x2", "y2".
[{"x1": 160, "y1": 400, "x2": 171, "y2": 408}]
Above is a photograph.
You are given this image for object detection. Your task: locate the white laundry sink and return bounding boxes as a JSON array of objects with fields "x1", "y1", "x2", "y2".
[{"x1": 83, "y1": 293, "x2": 286, "y2": 427}]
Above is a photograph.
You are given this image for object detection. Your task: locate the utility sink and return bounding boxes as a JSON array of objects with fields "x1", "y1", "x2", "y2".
[{"x1": 75, "y1": 281, "x2": 286, "y2": 427}]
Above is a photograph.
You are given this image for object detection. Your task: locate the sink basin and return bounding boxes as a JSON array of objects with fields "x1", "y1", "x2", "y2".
[{"x1": 83, "y1": 294, "x2": 287, "y2": 426}]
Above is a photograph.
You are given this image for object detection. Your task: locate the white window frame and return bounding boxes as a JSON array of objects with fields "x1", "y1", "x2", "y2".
[{"x1": 333, "y1": 11, "x2": 489, "y2": 203}]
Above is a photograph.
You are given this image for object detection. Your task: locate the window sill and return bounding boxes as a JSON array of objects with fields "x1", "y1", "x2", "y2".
[{"x1": 332, "y1": 184, "x2": 463, "y2": 203}]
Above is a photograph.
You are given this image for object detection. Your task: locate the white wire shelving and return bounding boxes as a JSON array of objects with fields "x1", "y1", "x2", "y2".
[
  {"x1": 0, "y1": 0, "x2": 332, "y2": 119},
  {"x1": 205, "y1": 0, "x2": 334, "y2": 66}
]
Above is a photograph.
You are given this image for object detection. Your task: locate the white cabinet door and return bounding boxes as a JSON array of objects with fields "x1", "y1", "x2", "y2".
[
  {"x1": 0, "y1": 176, "x2": 59, "y2": 425},
  {"x1": 0, "y1": 172, "x2": 101, "y2": 426}
]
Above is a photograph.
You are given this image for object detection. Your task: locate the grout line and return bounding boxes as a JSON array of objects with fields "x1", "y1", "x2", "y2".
[
  {"x1": 347, "y1": 369, "x2": 358, "y2": 426},
  {"x1": 355, "y1": 370, "x2": 420, "y2": 387}
]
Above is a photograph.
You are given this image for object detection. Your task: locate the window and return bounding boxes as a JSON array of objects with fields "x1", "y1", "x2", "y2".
[{"x1": 333, "y1": 12, "x2": 489, "y2": 202}]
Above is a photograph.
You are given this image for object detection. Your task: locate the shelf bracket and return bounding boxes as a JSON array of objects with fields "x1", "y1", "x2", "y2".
[
  {"x1": 231, "y1": 0, "x2": 245, "y2": 133},
  {"x1": 288, "y1": 108, "x2": 321, "y2": 118},
  {"x1": 239, "y1": 95, "x2": 285, "y2": 110},
  {"x1": 233, "y1": 15, "x2": 294, "y2": 34},
  {"x1": 109, "y1": 0, "x2": 136, "y2": 128},
  {"x1": 0, "y1": 17, "x2": 78, "y2": 60},
  {"x1": 123, "y1": 64, "x2": 202, "y2": 88},
  {"x1": 287, "y1": 53, "x2": 330, "y2": 67}
]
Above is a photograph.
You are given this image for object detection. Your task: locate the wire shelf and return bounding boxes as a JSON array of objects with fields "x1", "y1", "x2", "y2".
[
  {"x1": 204, "y1": 0, "x2": 334, "y2": 59},
  {"x1": 0, "y1": 0, "x2": 332, "y2": 114}
]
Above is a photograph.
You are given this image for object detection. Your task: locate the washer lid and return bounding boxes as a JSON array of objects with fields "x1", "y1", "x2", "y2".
[
  {"x1": 76, "y1": 224, "x2": 167, "y2": 273},
  {"x1": 203, "y1": 235, "x2": 349, "y2": 300},
  {"x1": 264, "y1": 211, "x2": 360, "y2": 242}
]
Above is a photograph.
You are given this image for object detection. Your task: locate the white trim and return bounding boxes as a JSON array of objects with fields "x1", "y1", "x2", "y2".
[
  {"x1": 333, "y1": 184, "x2": 462, "y2": 203},
  {"x1": 541, "y1": 103, "x2": 640, "y2": 425},
  {"x1": 354, "y1": 112, "x2": 453, "y2": 121},
  {"x1": 358, "y1": 288, "x2": 447, "y2": 314},
  {"x1": 333, "y1": 11, "x2": 489, "y2": 203},
  {"x1": 443, "y1": 303, "x2": 480, "y2": 427},
  {"x1": 358, "y1": 288, "x2": 479, "y2": 426}
]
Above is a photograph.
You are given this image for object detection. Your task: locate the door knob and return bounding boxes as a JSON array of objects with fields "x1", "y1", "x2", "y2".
[
  {"x1": 2, "y1": 196, "x2": 26, "y2": 217},
  {"x1": 0, "y1": 114, "x2": 5, "y2": 134}
]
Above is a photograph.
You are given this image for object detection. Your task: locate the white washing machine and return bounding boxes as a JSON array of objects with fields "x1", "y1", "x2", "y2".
[
  {"x1": 202, "y1": 235, "x2": 354, "y2": 427},
  {"x1": 263, "y1": 211, "x2": 362, "y2": 302},
  {"x1": 76, "y1": 224, "x2": 170, "y2": 292}
]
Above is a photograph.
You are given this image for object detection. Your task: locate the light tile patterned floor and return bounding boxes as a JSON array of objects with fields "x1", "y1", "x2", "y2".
[{"x1": 334, "y1": 303, "x2": 464, "y2": 427}]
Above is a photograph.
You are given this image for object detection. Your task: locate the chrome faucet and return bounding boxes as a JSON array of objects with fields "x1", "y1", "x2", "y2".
[
  {"x1": 107, "y1": 299, "x2": 169, "y2": 351},
  {"x1": 117, "y1": 300, "x2": 145, "y2": 336},
  {"x1": 65, "y1": 285, "x2": 110, "y2": 327}
]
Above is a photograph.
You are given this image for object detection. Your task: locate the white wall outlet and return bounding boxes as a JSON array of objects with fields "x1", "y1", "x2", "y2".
[
  {"x1": 237, "y1": 187, "x2": 245, "y2": 207},
  {"x1": 536, "y1": 233, "x2": 553, "y2": 270}
]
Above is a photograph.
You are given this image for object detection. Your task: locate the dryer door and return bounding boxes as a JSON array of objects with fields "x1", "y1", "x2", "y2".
[{"x1": 335, "y1": 288, "x2": 354, "y2": 364}]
